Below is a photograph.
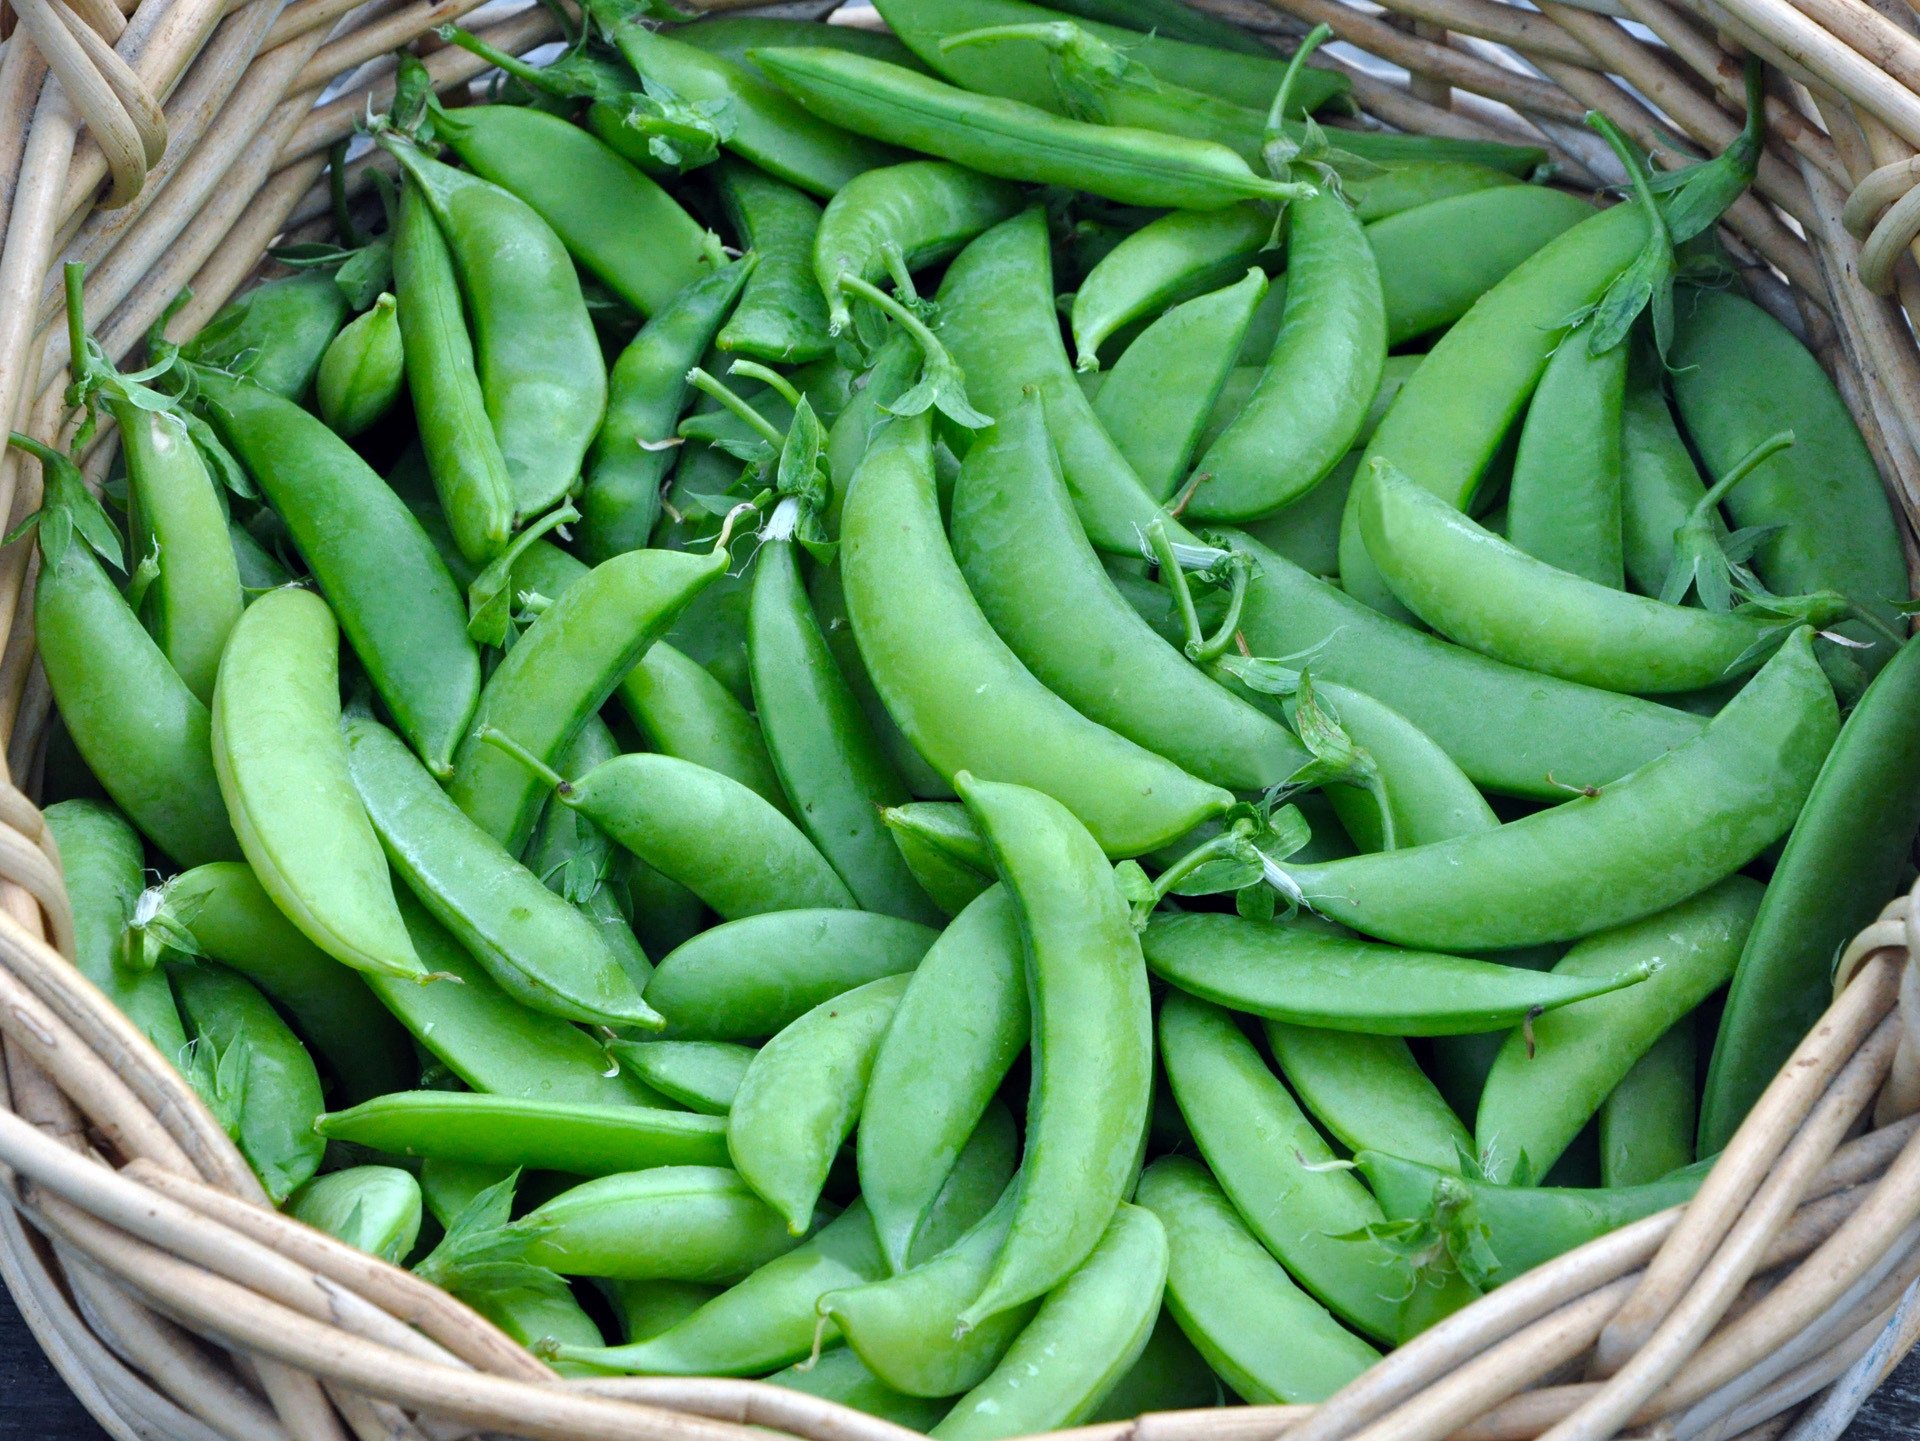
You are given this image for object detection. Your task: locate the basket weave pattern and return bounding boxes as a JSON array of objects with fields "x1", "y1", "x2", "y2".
[{"x1": 0, "y1": 0, "x2": 1915, "y2": 1438}]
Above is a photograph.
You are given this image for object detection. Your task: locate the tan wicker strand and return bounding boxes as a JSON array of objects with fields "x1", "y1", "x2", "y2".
[{"x1": 7, "y1": 0, "x2": 155, "y2": 206}]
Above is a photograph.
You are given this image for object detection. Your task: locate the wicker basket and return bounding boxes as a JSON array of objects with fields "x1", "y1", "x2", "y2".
[{"x1": 0, "y1": 0, "x2": 1916, "y2": 1436}]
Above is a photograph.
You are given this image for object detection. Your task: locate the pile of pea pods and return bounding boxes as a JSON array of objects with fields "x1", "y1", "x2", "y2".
[{"x1": 20, "y1": 0, "x2": 1920, "y2": 1429}]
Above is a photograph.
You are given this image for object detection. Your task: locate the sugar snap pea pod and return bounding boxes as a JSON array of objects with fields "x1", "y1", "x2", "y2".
[
  {"x1": 644, "y1": 910, "x2": 935, "y2": 1040},
  {"x1": 1143, "y1": 912, "x2": 1648, "y2": 1035},
  {"x1": 347, "y1": 714, "x2": 658, "y2": 1028},
  {"x1": 1620, "y1": 371, "x2": 1708, "y2": 598},
  {"x1": 1039, "y1": 0, "x2": 1271, "y2": 53},
  {"x1": 1137, "y1": 1157, "x2": 1380, "y2": 1403},
  {"x1": 171, "y1": 962, "x2": 325, "y2": 1203},
  {"x1": 1070, "y1": 204, "x2": 1270, "y2": 372},
  {"x1": 1700, "y1": 633, "x2": 1920, "y2": 1151},
  {"x1": 955, "y1": 775, "x2": 1152, "y2": 1327},
  {"x1": 1504, "y1": 336, "x2": 1627, "y2": 588},
  {"x1": 1600, "y1": 1022, "x2": 1697, "y2": 1188},
  {"x1": 383, "y1": 144, "x2": 604, "y2": 520},
  {"x1": 192, "y1": 369, "x2": 479, "y2": 774},
  {"x1": 611, "y1": 1280, "x2": 720, "y2": 1344},
  {"x1": 288, "y1": 1167, "x2": 422, "y2": 1265},
  {"x1": 392, "y1": 182, "x2": 512, "y2": 566},
  {"x1": 933, "y1": 1205, "x2": 1167, "y2": 1441},
  {"x1": 885, "y1": 815, "x2": 992, "y2": 917},
  {"x1": 951, "y1": 401, "x2": 1306, "y2": 793},
  {"x1": 46, "y1": 802, "x2": 188, "y2": 1059},
  {"x1": 1088, "y1": 1310, "x2": 1222, "y2": 1421},
  {"x1": 753, "y1": 48, "x2": 1308, "y2": 210},
  {"x1": 612, "y1": 1040, "x2": 754, "y2": 1115},
  {"x1": 714, "y1": 160, "x2": 833, "y2": 363},
  {"x1": 316, "y1": 293, "x2": 405, "y2": 439},
  {"x1": 1348, "y1": 161, "x2": 1517, "y2": 221},
  {"x1": 1266, "y1": 1025, "x2": 1473, "y2": 1174},
  {"x1": 228, "y1": 519, "x2": 289, "y2": 593},
  {"x1": 182, "y1": 271, "x2": 346, "y2": 402},
  {"x1": 319, "y1": 1092, "x2": 728, "y2": 1175},
  {"x1": 1236, "y1": 454, "x2": 1350, "y2": 576},
  {"x1": 1477, "y1": 877, "x2": 1761, "y2": 1182},
  {"x1": 1278, "y1": 630, "x2": 1838, "y2": 951},
  {"x1": 1161, "y1": 991, "x2": 1476, "y2": 1343},
  {"x1": 679, "y1": 15, "x2": 928, "y2": 73},
  {"x1": 212, "y1": 590, "x2": 424, "y2": 981},
  {"x1": 815, "y1": 161, "x2": 1023, "y2": 333},
  {"x1": 769, "y1": 1347, "x2": 950, "y2": 1430}
]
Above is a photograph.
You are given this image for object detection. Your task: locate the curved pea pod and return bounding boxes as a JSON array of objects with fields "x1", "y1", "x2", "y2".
[
  {"x1": 1700, "y1": 634, "x2": 1920, "y2": 1151},
  {"x1": 460, "y1": 1270, "x2": 613, "y2": 1376},
  {"x1": 584, "y1": 261, "x2": 753, "y2": 562},
  {"x1": 449, "y1": 543, "x2": 727, "y2": 852},
  {"x1": 192, "y1": 369, "x2": 479, "y2": 775},
  {"x1": 1088, "y1": 1310, "x2": 1222, "y2": 1421},
  {"x1": 385, "y1": 145, "x2": 605, "y2": 520},
  {"x1": 1601, "y1": 1024, "x2": 1698, "y2": 1188},
  {"x1": 769, "y1": 1348, "x2": 950, "y2": 1430},
  {"x1": 860, "y1": 885, "x2": 1029, "y2": 1272},
  {"x1": 644, "y1": 910, "x2": 935, "y2": 1040},
  {"x1": 679, "y1": 14, "x2": 930, "y2": 73},
  {"x1": 504, "y1": 1166, "x2": 811, "y2": 1281},
  {"x1": 610, "y1": 1279, "x2": 720, "y2": 1345},
  {"x1": 1266, "y1": 1025, "x2": 1473, "y2": 1175},
  {"x1": 1234, "y1": 455, "x2": 1350, "y2": 577},
  {"x1": 287, "y1": 1166, "x2": 422, "y2": 1264},
  {"x1": 182, "y1": 272, "x2": 347, "y2": 402},
  {"x1": 884, "y1": 803, "x2": 994, "y2": 917},
  {"x1": 1143, "y1": 912, "x2": 1650, "y2": 1036},
  {"x1": 1071, "y1": 204, "x2": 1270, "y2": 374},
  {"x1": 45, "y1": 801, "x2": 188, "y2": 1058},
  {"x1": 1137, "y1": 1157, "x2": 1380, "y2": 1403},
  {"x1": 714, "y1": 159, "x2": 832, "y2": 363},
  {"x1": 227, "y1": 518, "x2": 289, "y2": 594},
  {"x1": 611, "y1": 1040, "x2": 754, "y2": 1115},
  {"x1": 316, "y1": 293, "x2": 405, "y2": 439},
  {"x1": 171, "y1": 962, "x2": 325, "y2": 1203},
  {"x1": 1505, "y1": 328, "x2": 1626, "y2": 588},
  {"x1": 1279, "y1": 631, "x2": 1840, "y2": 951},
  {"x1": 1160, "y1": 991, "x2": 1477, "y2": 1344},
  {"x1": 212, "y1": 590, "x2": 423, "y2": 982},
  {"x1": 1348, "y1": 160, "x2": 1517, "y2": 221},
  {"x1": 1620, "y1": 371, "x2": 1709, "y2": 598},
  {"x1": 815, "y1": 160, "x2": 1023, "y2": 332}
]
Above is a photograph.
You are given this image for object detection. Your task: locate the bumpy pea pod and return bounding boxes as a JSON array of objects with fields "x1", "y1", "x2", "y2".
[
  {"x1": 1619, "y1": 367, "x2": 1709, "y2": 598},
  {"x1": 1600, "y1": 1022, "x2": 1698, "y2": 1188},
  {"x1": 1266, "y1": 1025, "x2": 1473, "y2": 1176},
  {"x1": 613, "y1": 1040, "x2": 754, "y2": 1115},
  {"x1": 191, "y1": 368, "x2": 479, "y2": 775},
  {"x1": 288, "y1": 1167, "x2": 422, "y2": 1265},
  {"x1": 1138, "y1": 1157, "x2": 1381, "y2": 1403},
  {"x1": 316, "y1": 293, "x2": 405, "y2": 439},
  {"x1": 714, "y1": 159, "x2": 833, "y2": 363},
  {"x1": 1504, "y1": 324, "x2": 1627, "y2": 588},
  {"x1": 383, "y1": 142, "x2": 605, "y2": 521},
  {"x1": 212, "y1": 589, "x2": 424, "y2": 981},
  {"x1": 182, "y1": 272, "x2": 347, "y2": 402},
  {"x1": 768, "y1": 1349, "x2": 948, "y2": 1430},
  {"x1": 319, "y1": 1091, "x2": 728, "y2": 1174}
]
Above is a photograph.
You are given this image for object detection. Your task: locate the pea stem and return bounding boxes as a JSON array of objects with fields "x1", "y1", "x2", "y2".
[
  {"x1": 1262, "y1": 23, "x2": 1333, "y2": 136},
  {"x1": 478, "y1": 729, "x2": 571, "y2": 793},
  {"x1": 1693, "y1": 429, "x2": 1795, "y2": 521},
  {"x1": 1188, "y1": 555, "x2": 1251, "y2": 664},
  {"x1": 438, "y1": 24, "x2": 564, "y2": 98},
  {"x1": 1146, "y1": 519, "x2": 1208, "y2": 659},
  {"x1": 685, "y1": 367, "x2": 785, "y2": 449},
  {"x1": 727, "y1": 359, "x2": 803, "y2": 410},
  {"x1": 837, "y1": 273, "x2": 943, "y2": 360},
  {"x1": 1143, "y1": 819, "x2": 1256, "y2": 914}
]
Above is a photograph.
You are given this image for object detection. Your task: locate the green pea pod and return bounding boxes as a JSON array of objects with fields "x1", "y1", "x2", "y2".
[
  {"x1": 934, "y1": 1205, "x2": 1167, "y2": 1441},
  {"x1": 1235, "y1": 454, "x2": 1350, "y2": 576},
  {"x1": 714, "y1": 159, "x2": 833, "y2": 363},
  {"x1": 1087, "y1": 1310, "x2": 1222, "y2": 1421},
  {"x1": 171, "y1": 962, "x2": 326, "y2": 1203},
  {"x1": 1266, "y1": 1026, "x2": 1473, "y2": 1175},
  {"x1": 192, "y1": 368, "x2": 480, "y2": 775},
  {"x1": 884, "y1": 806, "x2": 993, "y2": 917},
  {"x1": 956, "y1": 775, "x2": 1152, "y2": 1327},
  {"x1": 1349, "y1": 161, "x2": 1518, "y2": 221},
  {"x1": 1032, "y1": 0, "x2": 1272, "y2": 53},
  {"x1": 1700, "y1": 633, "x2": 1920, "y2": 1152},
  {"x1": 318, "y1": 1092, "x2": 728, "y2": 1174},
  {"x1": 1137, "y1": 1156, "x2": 1381, "y2": 1403},
  {"x1": 1142, "y1": 912, "x2": 1649, "y2": 1035},
  {"x1": 1161, "y1": 990, "x2": 1477, "y2": 1344},
  {"x1": 212, "y1": 589, "x2": 423, "y2": 981},
  {"x1": 183, "y1": 272, "x2": 347, "y2": 402},
  {"x1": 584, "y1": 260, "x2": 753, "y2": 561},
  {"x1": 1071, "y1": 204, "x2": 1270, "y2": 374},
  {"x1": 1619, "y1": 370, "x2": 1708, "y2": 599},
  {"x1": 1504, "y1": 325, "x2": 1626, "y2": 588},
  {"x1": 287, "y1": 1166, "x2": 422, "y2": 1265},
  {"x1": 420, "y1": 1159, "x2": 512, "y2": 1229},
  {"x1": 611, "y1": 1280, "x2": 720, "y2": 1344},
  {"x1": 45, "y1": 801, "x2": 188, "y2": 1058},
  {"x1": 644, "y1": 910, "x2": 936, "y2": 1040},
  {"x1": 385, "y1": 144, "x2": 605, "y2": 520},
  {"x1": 1187, "y1": 188, "x2": 1386, "y2": 521},
  {"x1": 626, "y1": 641, "x2": 792, "y2": 817},
  {"x1": 611, "y1": 1040, "x2": 754, "y2": 1115},
  {"x1": 860, "y1": 885, "x2": 1029, "y2": 1272},
  {"x1": 678, "y1": 15, "x2": 929, "y2": 74},
  {"x1": 767, "y1": 1347, "x2": 949, "y2": 1431},
  {"x1": 346, "y1": 714, "x2": 657, "y2": 1028},
  {"x1": 460, "y1": 1271, "x2": 613, "y2": 1376},
  {"x1": 815, "y1": 160, "x2": 1023, "y2": 332},
  {"x1": 316, "y1": 293, "x2": 405, "y2": 439},
  {"x1": 1600, "y1": 1022, "x2": 1698, "y2": 1188},
  {"x1": 392, "y1": 180, "x2": 513, "y2": 566},
  {"x1": 228, "y1": 518, "x2": 290, "y2": 593}
]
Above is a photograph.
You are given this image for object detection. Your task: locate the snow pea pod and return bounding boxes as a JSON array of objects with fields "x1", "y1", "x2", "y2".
[
  {"x1": 1070, "y1": 203, "x2": 1271, "y2": 372},
  {"x1": 769, "y1": 1349, "x2": 948, "y2": 1431},
  {"x1": 287, "y1": 1167, "x2": 421, "y2": 1265},
  {"x1": 192, "y1": 368, "x2": 479, "y2": 775},
  {"x1": 182, "y1": 272, "x2": 346, "y2": 402},
  {"x1": 715, "y1": 160, "x2": 833, "y2": 363},
  {"x1": 1700, "y1": 633, "x2": 1920, "y2": 1151},
  {"x1": 1278, "y1": 629, "x2": 1839, "y2": 950},
  {"x1": 1619, "y1": 370, "x2": 1708, "y2": 598},
  {"x1": 315, "y1": 293, "x2": 404, "y2": 439},
  {"x1": 644, "y1": 910, "x2": 935, "y2": 1039},
  {"x1": 611, "y1": 1040, "x2": 754, "y2": 1115},
  {"x1": 1266, "y1": 1025, "x2": 1472, "y2": 1174},
  {"x1": 1601, "y1": 1022, "x2": 1698, "y2": 1188},
  {"x1": 1137, "y1": 1156, "x2": 1380, "y2": 1403},
  {"x1": 1505, "y1": 329, "x2": 1627, "y2": 587},
  {"x1": 212, "y1": 589, "x2": 423, "y2": 982},
  {"x1": 318, "y1": 1092, "x2": 728, "y2": 1174}
]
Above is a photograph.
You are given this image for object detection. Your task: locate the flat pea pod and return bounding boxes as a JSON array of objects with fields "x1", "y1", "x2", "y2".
[
  {"x1": 1137, "y1": 1156, "x2": 1380, "y2": 1403},
  {"x1": 861, "y1": 885, "x2": 1029, "y2": 1272},
  {"x1": 212, "y1": 589, "x2": 423, "y2": 982},
  {"x1": 192, "y1": 368, "x2": 479, "y2": 775},
  {"x1": 318, "y1": 1092, "x2": 728, "y2": 1175},
  {"x1": 955, "y1": 774, "x2": 1153, "y2": 1327},
  {"x1": 347, "y1": 713, "x2": 658, "y2": 1028},
  {"x1": 768, "y1": 1347, "x2": 949, "y2": 1431},
  {"x1": 611, "y1": 1040, "x2": 754, "y2": 1115},
  {"x1": 714, "y1": 159, "x2": 833, "y2": 363},
  {"x1": 287, "y1": 1166, "x2": 422, "y2": 1265},
  {"x1": 385, "y1": 144, "x2": 605, "y2": 520},
  {"x1": 45, "y1": 801, "x2": 188, "y2": 1059},
  {"x1": 1187, "y1": 187, "x2": 1386, "y2": 521},
  {"x1": 1699, "y1": 633, "x2": 1920, "y2": 1152},
  {"x1": 842, "y1": 408, "x2": 1230, "y2": 856},
  {"x1": 1278, "y1": 630, "x2": 1839, "y2": 951},
  {"x1": 1477, "y1": 877, "x2": 1761, "y2": 1182},
  {"x1": 1505, "y1": 329, "x2": 1627, "y2": 587},
  {"x1": 316, "y1": 293, "x2": 405, "y2": 439},
  {"x1": 753, "y1": 48, "x2": 1302, "y2": 210},
  {"x1": 1087, "y1": 1311, "x2": 1222, "y2": 1422},
  {"x1": 448, "y1": 543, "x2": 726, "y2": 852},
  {"x1": 729, "y1": 974, "x2": 912, "y2": 1230},
  {"x1": 644, "y1": 910, "x2": 936, "y2": 1039},
  {"x1": 1160, "y1": 990, "x2": 1476, "y2": 1344},
  {"x1": 951, "y1": 398, "x2": 1306, "y2": 792},
  {"x1": 814, "y1": 160, "x2": 1023, "y2": 333},
  {"x1": 933, "y1": 1205, "x2": 1168, "y2": 1441},
  {"x1": 182, "y1": 272, "x2": 347, "y2": 402},
  {"x1": 503, "y1": 1166, "x2": 810, "y2": 1281},
  {"x1": 437, "y1": 103, "x2": 718, "y2": 317},
  {"x1": 1619, "y1": 370, "x2": 1708, "y2": 598},
  {"x1": 1600, "y1": 1022, "x2": 1697, "y2": 1188},
  {"x1": 1143, "y1": 912, "x2": 1649, "y2": 1035},
  {"x1": 170, "y1": 962, "x2": 326, "y2": 1203},
  {"x1": 584, "y1": 260, "x2": 753, "y2": 562},
  {"x1": 392, "y1": 182, "x2": 513, "y2": 566},
  {"x1": 1265, "y1": 1025, "x2": 1473, "y2": 1174},
  {"x1": 1070, "y1": 203, "x2": 1271, "y2": 372}
]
